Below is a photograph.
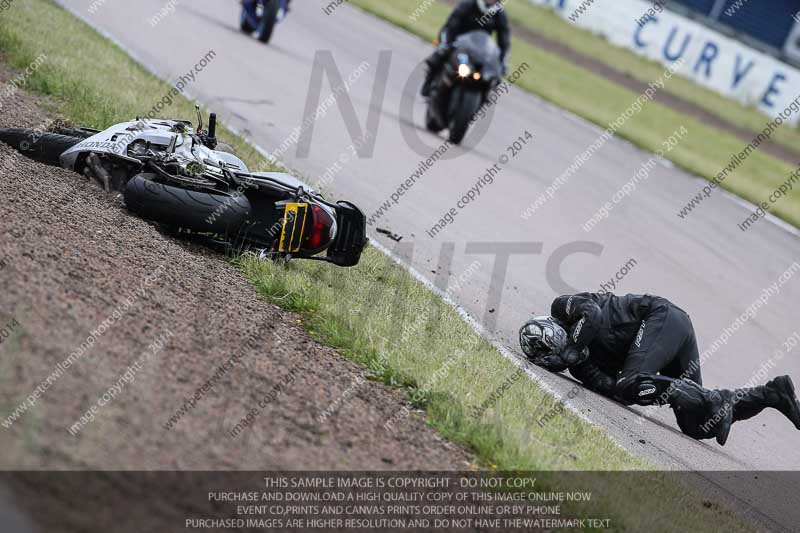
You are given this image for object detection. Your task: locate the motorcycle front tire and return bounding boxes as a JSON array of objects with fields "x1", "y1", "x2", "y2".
[
  {"x1": 447, "y1": 87, "x2": 482, "y2": 145},
  {"x1": 124, "y1": 173, "x2": 251, "y2": 235}
]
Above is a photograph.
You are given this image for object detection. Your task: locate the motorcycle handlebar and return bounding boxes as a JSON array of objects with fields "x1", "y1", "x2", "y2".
[{"x1": 208, "y1": 113, "x2": 217, "y2": 140}]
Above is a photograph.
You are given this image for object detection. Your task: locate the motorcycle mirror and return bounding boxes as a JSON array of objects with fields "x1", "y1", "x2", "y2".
[{"x1": 195, "y1": 104, "x2": 204, "y2": 133}]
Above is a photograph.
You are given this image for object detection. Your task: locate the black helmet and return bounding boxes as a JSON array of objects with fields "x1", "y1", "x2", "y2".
[{"x1": 519, "y1": 316, "x2": 567, "y2": 362}]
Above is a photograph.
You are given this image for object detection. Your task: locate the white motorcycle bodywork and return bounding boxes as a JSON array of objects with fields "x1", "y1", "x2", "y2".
[{"x1": 59, "y1": 117, "x2": 316, "y2": 193}]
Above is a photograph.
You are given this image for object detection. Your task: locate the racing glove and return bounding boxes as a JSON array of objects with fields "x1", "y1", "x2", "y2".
[
  {"x1": 561, "y1": 345, "x2": 590, "y2": 366},
  {"x1": 569, "y1": 361, "x2": 617, "y2": 397},
  {"x1": 531, "y1": 354, "x2": 568, "y2": 373}
]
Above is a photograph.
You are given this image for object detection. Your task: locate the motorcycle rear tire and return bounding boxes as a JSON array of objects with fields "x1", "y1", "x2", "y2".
[
  {"x1": 124, "y1": 173, "x2": 251, "y2": 235},
  {"x1": 256, "y1": 0, "x2": 280, "y2": 43},
  {"x1": 447, "y1": 87, "x2": 482, "y2": 145},
  {"x1": 50, "y1": 127, "x2": 99, "y2": 140},
  {"x1": 0, "y1": 128, "x2": 82, "y2": 166}
]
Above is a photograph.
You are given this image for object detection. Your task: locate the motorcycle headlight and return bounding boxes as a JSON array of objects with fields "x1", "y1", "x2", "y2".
[
  {"x1": 457, "y1": 63, "x2": 472, "y2": 78},
  {"x1": 128, "y1": 139, "x2": 148, "y2": 157}
]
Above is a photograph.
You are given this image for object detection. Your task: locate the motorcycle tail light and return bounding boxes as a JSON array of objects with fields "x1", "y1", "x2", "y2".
[{"x1": 307, "y1": 204, "x2": 335, "y2": 252}]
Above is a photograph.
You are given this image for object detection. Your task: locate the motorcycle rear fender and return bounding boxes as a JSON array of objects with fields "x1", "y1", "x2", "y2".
[
  {"x1": 250, "y1": 172, "x2": 315, "y2": 194},
  {"x1": 323, "y1": 202, "x2": 367, "y2": 267}
]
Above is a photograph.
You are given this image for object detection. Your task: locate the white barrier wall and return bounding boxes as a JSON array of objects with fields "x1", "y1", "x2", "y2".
[{"x1": 529, "y1": 0, "x2": 800, "y2": 124}]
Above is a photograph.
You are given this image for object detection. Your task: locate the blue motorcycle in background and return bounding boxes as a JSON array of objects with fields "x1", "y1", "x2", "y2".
[{"x1": 240, "y1": 0, "x2": 289, "y2": 44}]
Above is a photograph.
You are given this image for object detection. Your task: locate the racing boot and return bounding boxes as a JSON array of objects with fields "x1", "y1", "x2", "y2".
[{"x1": 728, "y1": 375, "x2": 800, "y2": 430}]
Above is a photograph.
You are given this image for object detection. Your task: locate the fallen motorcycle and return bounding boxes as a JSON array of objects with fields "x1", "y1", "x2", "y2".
[
  {"x1": 0, "y1": 107, "x2": 367, "y2": 267},
  {"x1": 425, "y1": 30, "x2": 503, "y2": 145}
]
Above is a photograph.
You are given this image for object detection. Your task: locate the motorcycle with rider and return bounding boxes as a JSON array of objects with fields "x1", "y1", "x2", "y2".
[
  {"x1": 240, "y1": 0, "x2": 291, "y2": 43},
  {"x1": 421, "y1": 0, "x2": 510, "y2": 144}
]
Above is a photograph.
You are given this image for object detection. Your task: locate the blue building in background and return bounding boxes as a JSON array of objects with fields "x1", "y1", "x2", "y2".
[{"x1": 670, "y1": 0, "x2": 800, "y2": 65}]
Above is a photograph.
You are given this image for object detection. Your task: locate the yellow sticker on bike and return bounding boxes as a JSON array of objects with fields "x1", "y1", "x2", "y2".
[{"x1": 278, "y1": 202, "x2": 308, "y2": 253}]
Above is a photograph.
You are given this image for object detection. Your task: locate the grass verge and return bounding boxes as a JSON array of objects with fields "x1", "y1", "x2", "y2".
[
  {"x1": 0, "y1": 1, "x2": 281, "y2": 174},
  {"x1": 349, "y1": 0, "x2": 800, "y2": 228},
  {"x1": 0, "y1": 1, "x2": 753, "y2": 530}
]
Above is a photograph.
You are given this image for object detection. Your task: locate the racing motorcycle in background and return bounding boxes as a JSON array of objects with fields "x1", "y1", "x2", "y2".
[
  {"x1": 425, "y1": 30, "x2": 503, "y2": 145},
  {"x1": 240, "y1": 0, "x2": 289, "y2": 44},
  {"x1": 0, "y1": 107, "x2": 367, "y2": 267}
]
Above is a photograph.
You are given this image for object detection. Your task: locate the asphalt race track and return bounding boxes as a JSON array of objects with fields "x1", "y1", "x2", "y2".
[{"x1": 56, "y1": 0, "x2": 800, "y2": 528}]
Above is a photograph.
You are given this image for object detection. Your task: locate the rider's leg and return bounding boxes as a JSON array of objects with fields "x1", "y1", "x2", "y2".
[
  {"x1": 616, "y1": 298, "x2": 693, "y2": 400},
  {"x1": 659, "y1": 309, "x2": 702, "y2": 385},
  {"x1": 673, "y1": 375, "x2": 800, "y2": 444},
  {"x1": 609, "y1": 300, "x2": 736, "y2": 441},
  {"x1": 619, "y1": 371, "x2": 800, "y2": 444},
  {"x1": 613, "y1": 300, "x2": 800, "y2": 444},
  {"x1": 421, "y1": 46, "x2": 450, "y2": 97},
  {"x1": 242, "y1": 0, "x2": 259, "y2": 27},
  {"x1": 617, "y1": 372, "x2": 728, "y2": 442}
]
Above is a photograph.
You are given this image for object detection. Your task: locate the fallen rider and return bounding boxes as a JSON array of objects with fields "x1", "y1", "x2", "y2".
[{"x1": 519, "y1": 292, "x2": 800, "y2": 445}]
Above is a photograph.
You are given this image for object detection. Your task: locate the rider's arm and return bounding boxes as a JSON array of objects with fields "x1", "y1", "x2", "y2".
[
  {"x1": 551, "y1": 294, "x2": 602, "y2": 350},
  {"x1": 568, "y1": 361, "x2": 617, "y2": 397},
  {"x1": 440, "y1": 0, "x2": 472, "y2": 44},
  {"x1": 496, "y1": 11, "x2": 511, "y2": 62}
]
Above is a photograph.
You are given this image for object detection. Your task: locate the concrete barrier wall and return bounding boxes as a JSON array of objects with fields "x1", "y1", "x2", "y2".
[{"x1": 529, "y1": 0, "x2": 800, "y2": 124}]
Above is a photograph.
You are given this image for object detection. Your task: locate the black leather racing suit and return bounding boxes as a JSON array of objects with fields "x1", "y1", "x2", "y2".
[
  {"x1": 425, "y1": 1, "x2": 511, "y2": 77},
  {"x1": 551, "y1": 293, "x2": 786, "y2": 441}
]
